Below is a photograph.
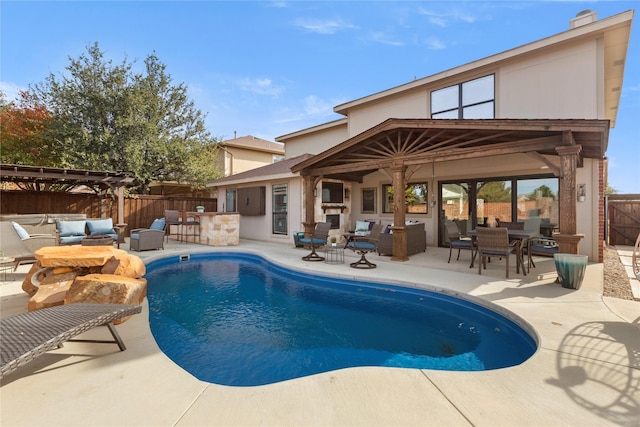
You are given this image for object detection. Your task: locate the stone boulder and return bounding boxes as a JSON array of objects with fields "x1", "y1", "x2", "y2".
[
  {"x1": 27, "y1": 271, "x2": 81, "y2": 311},
  {"x1": 64, "y1": 274, "x2": 147, "y2": 324},
  {"x1": 101, "y1": 254, "x2": 146, "y2": 278}
]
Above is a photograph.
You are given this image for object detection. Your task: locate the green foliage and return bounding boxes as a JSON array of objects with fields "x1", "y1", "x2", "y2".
[
  {"x1": 477, "y1": 181, "x2": 511, "y2": 202},
  {"x1": 527, "y1": 184, "x2": 556, "y2": 200},
  {"x1": 27, "y1": 42, "x2": 222, "y2": 193}
]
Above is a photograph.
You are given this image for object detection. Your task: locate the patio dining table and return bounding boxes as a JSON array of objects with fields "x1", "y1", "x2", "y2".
[{"x1": 467, "y1": 228, "x2": 539, "y2": 275}]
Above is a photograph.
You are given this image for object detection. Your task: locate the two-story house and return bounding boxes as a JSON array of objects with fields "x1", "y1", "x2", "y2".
[{"x1": 208, "y1": 9, "x2": 633, "y2": 262}]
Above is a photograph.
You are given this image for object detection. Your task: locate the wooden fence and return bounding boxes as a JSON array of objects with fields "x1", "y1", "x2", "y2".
[
  {"x1": 0, "y1": 191, "x2": 217, "y2": 232},
  {"x1": 606, "y1": 194, "x2": 640, "y2": 246}
]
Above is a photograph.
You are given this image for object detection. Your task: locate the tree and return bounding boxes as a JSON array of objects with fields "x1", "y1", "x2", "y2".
[
  {"x1": 0, "y1": 90, "x2": 56, "y2": 166},
  {"x1": 527, "y1": 184, "x2": 556, "y2": 200},
  {"x1": 477, "y1": 181, "x2": 511, "y2": 202},
  {"x1": 29, "y1": 42, "x2": 222, "y2": 193}
]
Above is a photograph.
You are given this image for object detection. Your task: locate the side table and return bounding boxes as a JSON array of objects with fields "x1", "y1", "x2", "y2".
[
  {"x1": 324, "y1": 245, "x2": 344, "y2": 265},
  {"x1": 0, "y1": 256, "x2": 16, "y2": 281}
]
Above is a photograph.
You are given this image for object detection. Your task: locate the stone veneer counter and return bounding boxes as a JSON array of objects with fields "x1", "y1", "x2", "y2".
[{"x1": 194, "y1": 212, "x2": 239, "y2": 246}]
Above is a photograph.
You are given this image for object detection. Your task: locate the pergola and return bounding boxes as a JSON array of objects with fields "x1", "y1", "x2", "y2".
[
  {"x1": 292, "y1": 118, "x2": 610, "y2": 261},
  {"x1": 0, "y1": 164, "x2": 134, "y2": 224}
]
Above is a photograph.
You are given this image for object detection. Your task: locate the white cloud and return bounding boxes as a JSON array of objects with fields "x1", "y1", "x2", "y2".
[
  {"x1": 303, "y1": 95, "x2": 333, "y2": 116},
  {"x1": 237, "y1": 77, "x2": 283, "y2": 96},
  {"x1": 0, "y1": 81, "x2": 25, "y2": 101},
  {"x1": 293, "y1": 18, "x2": 358, "y2": 35},
  {"x1": 370, "y1": 31, "x2": 405, "y2": 47},
  {"x1": 423, "y1": 37, "x2": 446, "y2": 50},
  {"x1": 418, "y1": 8, "x2": 478, "y2": 27}
]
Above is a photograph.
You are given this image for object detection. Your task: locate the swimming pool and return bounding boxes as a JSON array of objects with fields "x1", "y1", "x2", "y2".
[{"x1": 146, "y1": 252, "x2": 537, "y2": 386}]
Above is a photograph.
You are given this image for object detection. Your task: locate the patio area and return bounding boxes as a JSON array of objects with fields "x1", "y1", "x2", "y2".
[{"x1": 1, "y1": 239, "x2": 638, "y2": 426}]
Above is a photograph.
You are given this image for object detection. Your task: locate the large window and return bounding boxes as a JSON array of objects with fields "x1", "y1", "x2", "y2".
[
  {"x1": 272, "y1": 184, "x2": 287, "y2": 235},
  {"x1": 382, "y1": 182, "x2": 429, "y2": 214},
  {"x1": 225, "y1": 189, "x2": 236, "y2": 212},
  {"x1": 431, "y1": 74, "x2": 494, "y2": 119}
]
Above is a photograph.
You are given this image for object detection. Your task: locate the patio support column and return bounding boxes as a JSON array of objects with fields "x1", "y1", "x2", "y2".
[
  {"x1": 391, "y1": 161, "x2": 408, "y2": 262},
  {"x1": 554, "y1": 136, "x2": 584, "y2": 254},
  {"x1": 302, "y1": 175, "x2": 317, "y2": 235},
  {"x1": 114, "y1": 186, "x2": 125, "y2": 224}
]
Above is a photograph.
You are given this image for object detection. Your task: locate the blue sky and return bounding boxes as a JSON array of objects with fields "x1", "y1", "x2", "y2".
[{"x1": 1, "y1": 1, "x2": 638, "y2": 193}]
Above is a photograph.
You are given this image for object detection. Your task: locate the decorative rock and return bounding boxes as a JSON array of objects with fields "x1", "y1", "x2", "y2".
[
  {"x1": 22, "y1": 263, "x2": 43, "y2": 296},
  {"x1": 101, "y1": 254, "x2": 146, "y2": 278},
  {"x1": 28, "y1": 271, "x2": 80, "y2": 311},
  {"x1": 35, "y1": 246, "x2": 128, "y2": 268},
  {"x1": 65, "y1": 274, "x2": 147, "y2": 324}
]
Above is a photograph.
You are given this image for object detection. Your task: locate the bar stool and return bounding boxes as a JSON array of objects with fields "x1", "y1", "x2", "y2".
[
  {"x1": 181, "y1": 211, "x2": 200, "y2": 244},
  {"x1": 164, "y1": 210, "x2": 182, "y2": 242}
]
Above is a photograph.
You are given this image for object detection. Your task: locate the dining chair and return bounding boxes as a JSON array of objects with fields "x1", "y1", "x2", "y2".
[
  {"x1": 476, "y1": 227, "x2": 521, "y2": 278},
  {"x1": 445, "y1": 221, "x2": 475, "y2": 263}
]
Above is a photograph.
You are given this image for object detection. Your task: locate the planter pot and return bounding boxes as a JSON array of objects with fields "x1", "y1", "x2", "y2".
[
  {"x1": 554, "y1": 253, "x2": 588, "y2": 289},
  {"x1": 196, "y1": 206, "x2": 205, "y2": 213}
]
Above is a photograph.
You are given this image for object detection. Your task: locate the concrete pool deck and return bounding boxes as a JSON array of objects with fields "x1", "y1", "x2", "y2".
[{"x1": 1, "y1": 239, "x2": 638, "y2": 426}]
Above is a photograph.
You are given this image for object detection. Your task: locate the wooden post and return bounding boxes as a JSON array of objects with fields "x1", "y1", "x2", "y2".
[
  {"x1": 554, "y1": 137, "x2": 584, "y2": 254},
  {"x1": 391, "y1": 161, "x2": 408, "y2": 262},
  {"x1": 302, "y1": 175, "x2": 318, "y2": 235}
]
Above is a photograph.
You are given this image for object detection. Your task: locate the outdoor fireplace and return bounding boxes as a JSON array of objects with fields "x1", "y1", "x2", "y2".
[{"x1": 326, "y1": 214, "x2": 340, "y2": 230}]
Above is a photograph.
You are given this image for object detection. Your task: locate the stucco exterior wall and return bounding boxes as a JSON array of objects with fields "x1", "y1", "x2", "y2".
[
  {"x1": 347, "y1": 91, "x2": 429, "y2": 137},
  {"x1": 214, "y1": 178, "x2": 303, "y2": 247},
  {"x1": 284, "y1": 124, "x2": 348, "y2": 157},
  {"x1": 226, "y1": 147, "x2": 279, "y2": 175},
  {"x1": 498, "y1": 40, "x2": 599, "y2": 119}
]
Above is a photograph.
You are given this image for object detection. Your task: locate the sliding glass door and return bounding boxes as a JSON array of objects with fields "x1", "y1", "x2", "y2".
[{"x1": 439, "y1": 175, "x2": 558, "y2": 246}]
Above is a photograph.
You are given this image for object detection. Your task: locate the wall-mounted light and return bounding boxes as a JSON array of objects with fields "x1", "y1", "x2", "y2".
[
  {"x1": 577, "y1": 184, "x2": 586, "y2": 202},
  {"x1": 344, "y1": 188, "x2": 350, "y2": 200},
  {"x1": 313, "y1": 187, "x2": 317, "y2": 197}
]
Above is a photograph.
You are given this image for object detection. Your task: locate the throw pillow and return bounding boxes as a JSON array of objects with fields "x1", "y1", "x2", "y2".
[{"x1": 11, "y1": 222, "x2": 30, "y2": 240}]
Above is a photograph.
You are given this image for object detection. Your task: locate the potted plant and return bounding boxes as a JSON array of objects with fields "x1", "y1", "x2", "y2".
[{"x1": 330, "y1": 236, "x2": 337, "y2": 246}]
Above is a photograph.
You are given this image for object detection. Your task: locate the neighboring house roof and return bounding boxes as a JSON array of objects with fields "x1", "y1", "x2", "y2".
[
  {"x1": 206, "y1": 154, "x2": 313, "y2": 187},
  {"x1": 221, "y1": 135, "x2": 284, "y2": 154},
  {"x1": 276, "y1": 118, "x2": 348, "y2": 143},
  {"x1": 333, "y1": 10, "x2": 632, "y2": 127}
]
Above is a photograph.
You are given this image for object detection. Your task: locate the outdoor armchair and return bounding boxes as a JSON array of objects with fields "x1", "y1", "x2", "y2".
[{"x1": 129, "y1": 218, "x2": 166, "y2": 251}]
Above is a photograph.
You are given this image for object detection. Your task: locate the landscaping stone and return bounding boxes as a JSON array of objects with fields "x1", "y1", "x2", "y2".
[
  {"x1": 64, "y1": 274, "x2": 147, "y2": 324},
  {"x1": 27, "y1": 271, "x2": 79, "y2": 311}
]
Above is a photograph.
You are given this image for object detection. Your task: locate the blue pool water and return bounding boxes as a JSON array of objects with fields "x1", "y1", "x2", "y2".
[{"x1": 146, "y1": 252, "x2": 537, "y2": 386}]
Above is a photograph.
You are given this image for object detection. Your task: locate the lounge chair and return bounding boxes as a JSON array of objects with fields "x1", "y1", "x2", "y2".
[
  {"x1": 298, "y1": 222, "x2": 331, "y2": 261},
  {"x1": 7, "y1": 221, "x2": 56, "y2": 252},
  {"x1": 445, "y1": 221, "x2": 475, "y2": 263},
  {"x1": 476, "y1": 227, "x2": 521, "y2": 278},
  {"x1": 1, "y1": 303, "x2": 142, "y2": 379},
  {"x1": 346, "y1": 223, "x2": 384, "y2": 269},
  {"x1": 0, "y1": 221, "x2": 38, "y2": 270},
  {"x1": 129, "y1": 218, "x2": 166, "y2": 251}
]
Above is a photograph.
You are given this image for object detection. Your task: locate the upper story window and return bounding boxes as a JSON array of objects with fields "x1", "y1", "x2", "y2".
[{"x1": 431, "y1": 74, "x2": 495, "y2": 119}]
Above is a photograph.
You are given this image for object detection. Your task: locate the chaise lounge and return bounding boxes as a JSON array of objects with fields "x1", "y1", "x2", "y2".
[{"x1": 1, "y1": 303, "x2": 142, "y2": 379}]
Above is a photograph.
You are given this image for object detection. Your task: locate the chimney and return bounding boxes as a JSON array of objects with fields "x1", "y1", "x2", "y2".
[{"x1": 570, "y1": 9, "x2": 597, "y2": 29}]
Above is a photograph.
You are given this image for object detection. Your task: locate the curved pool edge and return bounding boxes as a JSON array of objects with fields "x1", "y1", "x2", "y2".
[{"x1": 142, "y1": 247, "x2": 541, "y2": 364}]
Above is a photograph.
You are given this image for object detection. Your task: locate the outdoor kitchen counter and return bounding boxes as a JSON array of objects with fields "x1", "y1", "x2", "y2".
[{"x1": 190, "y1": 212, "x2": 240, "y2": 247}]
